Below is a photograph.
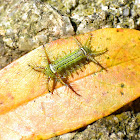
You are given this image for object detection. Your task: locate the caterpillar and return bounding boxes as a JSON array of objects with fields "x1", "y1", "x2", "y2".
[{"x1": 29, "y1": 35, "x2": 108, "y2": 96}]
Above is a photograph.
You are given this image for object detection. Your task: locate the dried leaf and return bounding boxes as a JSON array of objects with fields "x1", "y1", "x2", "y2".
[{"x1": 0, "y1": 28, "x2": 140, "y2": 139}]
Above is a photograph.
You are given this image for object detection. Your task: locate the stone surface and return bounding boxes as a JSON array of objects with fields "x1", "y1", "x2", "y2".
[{"x1": 0, "y1": 0, "x2": 139, "y2": 139}]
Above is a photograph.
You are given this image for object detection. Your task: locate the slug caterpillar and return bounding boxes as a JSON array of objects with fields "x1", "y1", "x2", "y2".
[{"x1": 29, "y1": 35, "x2": 108, "y2": 96}]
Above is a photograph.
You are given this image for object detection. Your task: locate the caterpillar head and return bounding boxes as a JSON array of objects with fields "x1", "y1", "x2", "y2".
[
  {"x1": 83, "y1": 46, "x2": 92, "y2": 54},
  {"x1": 44, "y1": 64, "x2": 55, "y2": 78}
]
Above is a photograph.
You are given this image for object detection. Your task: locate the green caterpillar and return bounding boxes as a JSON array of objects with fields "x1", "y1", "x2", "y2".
[{"x1": 29, "y1": 35, "x2": 108, "y2": 95}]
